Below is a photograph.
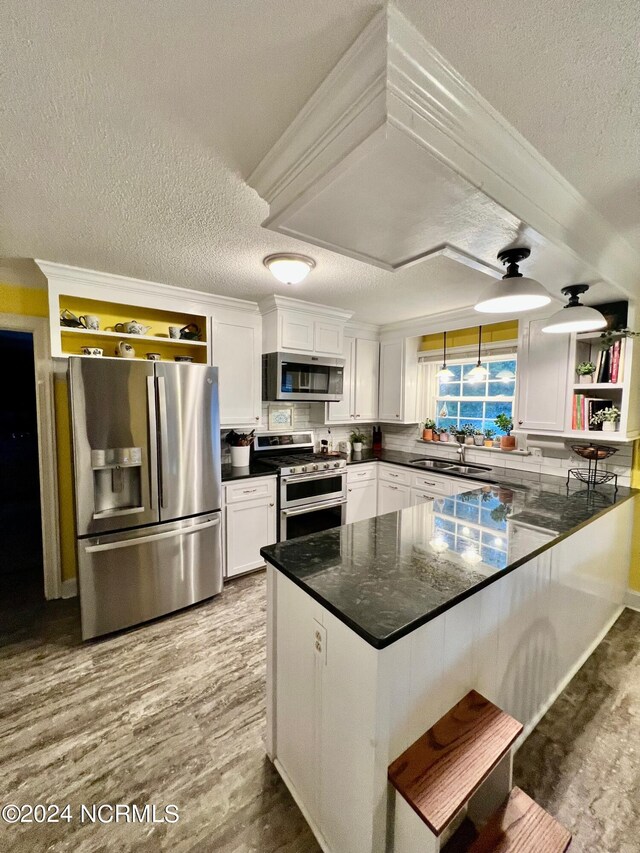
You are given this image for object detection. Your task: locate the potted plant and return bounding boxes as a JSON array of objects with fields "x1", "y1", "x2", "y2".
[
  {"x1": 483, "y1": 428, "x2": 495, "y2": 448},
  {"x1": 576, "y1": 361, "x2": 596, "y2": 384},
  {"x1": 458, "y1": 423, "x2": 476, "y2": 445},
  {"x1": 225, "y1": 429, "x2": 255, "y2": 467},
  {"x1": 590, "y1": 406, "x2": 621, "y2": 432},
  {"x1": 473, "y1": 429, "x2": 485, "y2": 447},
  {"x1": 350, "y1": 429, "x2": 367, "y2": 452},
  {"x1": 422, "y1": 418, "x2": 436, "y2": 442},
  {"x1": 438, "y1": 427, "x2": 450, "y2": 442},
  {"x1": 494, "y1": 413, "x2": 515, "y2": 450}
]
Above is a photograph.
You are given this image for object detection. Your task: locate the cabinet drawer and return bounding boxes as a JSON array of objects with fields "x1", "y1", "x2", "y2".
[
  {"x1": 378, "y1": 464, "x2": 412, "y2": 486},
  {"x1": 411, "y1": 472, "x2": 452, "y2": 496},
  {"x1": 347, "y1": 464, "x2": 377, "y2": 484},
  {"x1": 225, "y1": 477, "x2": 276, "y2": 504}
]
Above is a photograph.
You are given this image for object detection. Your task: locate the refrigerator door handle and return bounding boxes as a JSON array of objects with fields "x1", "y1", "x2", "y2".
[
  {"x1": 85, "y1": 517, "x2": 220, "y2": 553},
  {"x1": 157, "y1": 375, "x2": 170, "y2": 509},
  {"x1": 147, "y1": 376, "x2": 158, "y2": 510}
]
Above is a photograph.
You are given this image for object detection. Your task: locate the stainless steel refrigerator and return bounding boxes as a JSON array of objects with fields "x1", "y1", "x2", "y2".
[{"x1": 68, "y1": 357, "x2": 223, "y2": 639}]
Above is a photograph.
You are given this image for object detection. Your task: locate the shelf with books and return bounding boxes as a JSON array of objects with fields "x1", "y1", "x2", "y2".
[{"x1": 571, "y1": 383, "x2": 623, "y2": 390}]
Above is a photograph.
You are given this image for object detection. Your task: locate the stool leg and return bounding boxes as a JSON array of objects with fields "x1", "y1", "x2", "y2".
[{"x1": 393, "y1": 792, "x2": 440, "y2": 853}]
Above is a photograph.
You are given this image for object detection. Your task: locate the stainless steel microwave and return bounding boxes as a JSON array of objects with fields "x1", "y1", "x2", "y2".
[{"x1": 262, "y1": 352, "x2": 345, "y2": 402}]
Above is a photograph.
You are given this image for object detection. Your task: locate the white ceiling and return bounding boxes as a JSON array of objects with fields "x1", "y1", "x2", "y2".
[{"x1": 2, "y1": 0, "x2": 638, "y2": 323}]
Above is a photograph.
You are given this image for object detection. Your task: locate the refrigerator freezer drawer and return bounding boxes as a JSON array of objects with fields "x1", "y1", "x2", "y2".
[{"x1": 78, "y1": 513, "x2": 223, "y2": 640}]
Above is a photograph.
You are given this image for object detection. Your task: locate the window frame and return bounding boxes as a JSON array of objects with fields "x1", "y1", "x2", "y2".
[{"x1": 419, "y1": 352, "x2": 517, "y2": 435}]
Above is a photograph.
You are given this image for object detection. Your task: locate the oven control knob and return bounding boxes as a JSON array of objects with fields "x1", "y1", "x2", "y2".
[
  {"x1": 300, "y1": 466, "x2": 307, "y2": 472},
  {"x1": 323, "y1": 462, "x2": 330, "y2": 469},
  {"x1": 333, "y1": 462, "x2": 341, "y2": 468},
  {"x1": 312, "y1": 464, "x2": 318, "y2": 471}
]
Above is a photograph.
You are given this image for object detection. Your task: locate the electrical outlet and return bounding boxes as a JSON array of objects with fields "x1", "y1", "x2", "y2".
[
  {"x1": 313, "y1": 620, "x2": 327, "y2": 664},
  {"x1": 530, "y1": 446, "x2": 543, "y2": 458}
]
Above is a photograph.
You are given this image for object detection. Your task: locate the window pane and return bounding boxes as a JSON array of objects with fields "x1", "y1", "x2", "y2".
[
  {"x1": 487, "y1": 380, "x2": 515, "y2": 398},
  {"x1": 485, "y1": 401, "x2": 512, "y2": 421},
  {"x1": 488, "y1": 359, "x2": 516, "y2": 380},
  {"x1": 460, "y1": 401, "x2": 483, "y2": 418},
  {"x1": 460, "y1": 381, "x2": 485, "y2": 397},
  {"x1": 438, "y1": 381, "x2": 461, "y2": 397},
  {"x1": 446, "y1": 364, "x2": 462, "y2": 381}
]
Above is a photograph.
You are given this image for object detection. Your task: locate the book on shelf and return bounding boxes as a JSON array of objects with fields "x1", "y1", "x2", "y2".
[
  {"x1": 572, "y1": 393, "x2": 613, "y2": 431},
  {"x1": 593, "y1": 338, "x2": 624, "y2": 384}
]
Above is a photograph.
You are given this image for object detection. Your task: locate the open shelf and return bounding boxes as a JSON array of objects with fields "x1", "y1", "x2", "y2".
[
  {"x1": 572, "y1": 382, "x2": 622, "y2": 390},
  {"x1": 60, "y1": 327, "x2": 207, "y2": 346}
]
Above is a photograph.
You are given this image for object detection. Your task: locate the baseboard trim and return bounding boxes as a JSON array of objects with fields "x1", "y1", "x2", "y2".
[
  {"x1": 516, "y1": 605, "x2": 624, "y2": 750},
  {"x1": 61, "y1": 578, "x2": 78, "y2": 599},
  {"x1": 625, "y1": 589, "x2": 640, "y2": 612},
  {"x1": 273, "y1": 759, "x2": 333, "y2": 853}
]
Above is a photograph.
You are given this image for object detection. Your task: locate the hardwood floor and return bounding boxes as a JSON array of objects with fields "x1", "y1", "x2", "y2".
[{"x1": 1, "y1": 572, "x2": 638, "y2": 852}]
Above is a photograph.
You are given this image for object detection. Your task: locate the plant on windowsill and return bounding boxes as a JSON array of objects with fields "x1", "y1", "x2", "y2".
[
  {"x1": 589, "y1": 406, "x2": 621, "y2": 433},
  {"x1": 350, "y1": 429, "x2": 368, "y2": 452},
  {"x1": 456, "y1": 422, "x2": 476, "y2": 446},
  {"x1": 422, "y1": 418, "x2": 436, "y2": 442},
  {"x1": 483, "y1": 428, "x2": 495, "y2": 448},
  {"x1": 490, "y1": 503, "x2": 511, "y2": 524},
  {"x1": 436, "y1": 426, "x2": 450, "y2": 443},
  {"x1": 494, "y1": 413, "x2": 515, "y2": 451},
  {"x1": 576, "y1": 361, "x2": 596, "y2": 384},
  {"x1": 473, "y1": 428, "x2": 485, "y2": 447}
]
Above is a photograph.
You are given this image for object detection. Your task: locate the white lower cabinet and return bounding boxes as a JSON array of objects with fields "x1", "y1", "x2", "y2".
[
  {"x1": 224, "y1": 476, "x2": 277, "y2": 578},
  {"x1": 377, "y1": 479, "x2": 411, "y2": 514},
  {"x1": 347, "y1": 479, "x2": 378, "y2": 523}
]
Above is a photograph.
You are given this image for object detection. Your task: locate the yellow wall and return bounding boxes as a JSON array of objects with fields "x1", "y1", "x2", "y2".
[
  {"x1": 420, "y1": 320, "x2": 519, "y2": 351},
  {"x1": 0, "y1": 282, "x2": 77, "y2": 581}
]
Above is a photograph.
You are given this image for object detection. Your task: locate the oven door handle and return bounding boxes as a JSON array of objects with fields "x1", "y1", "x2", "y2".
[
  {"x1": 281, "y1": 499, "x2": 347, "y2": 518},
  {"x1": 281, "y1": 470, "x2": 346, "y2": 484}
]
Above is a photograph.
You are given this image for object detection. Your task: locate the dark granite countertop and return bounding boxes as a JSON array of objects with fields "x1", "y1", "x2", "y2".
[
  {"x1": 221, "y1": 462, "x2": 276, "y2": 483},
  {"x1": 261, "y1": 479, "x2": 635, "y2": 649}
]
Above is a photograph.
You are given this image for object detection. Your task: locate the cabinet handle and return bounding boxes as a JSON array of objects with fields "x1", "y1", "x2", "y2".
[
  {"x1": 355, "y1": 414, "x2": 360, "y2": 418},
  {"x1": 348, "y1": 488, "x2": 352, "y2": 492},
  {"x1": 256, "y1": 416, "x2": 260, "y2": 421},
  {"x1": 420, "y1": 480, "x2": 437, "y2": 486},
  {"x1": 242, "y1": 488, "x2": 257, "y2": 494},
  {"x1": 269, "y1": 502, "x2": 274, "y2": 506},
  {"x1": 518, "y1": 419, "x2": 523, "y2": 425},
  {"x1": 389, "y1": 485, "x2": 398, "y2": 491},
  {"x1": 389, "y1": 473, "x2": 398, "y2": 478}
]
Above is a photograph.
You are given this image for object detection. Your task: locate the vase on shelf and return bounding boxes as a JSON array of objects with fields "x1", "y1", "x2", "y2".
[
  {"x1": 602, "y1": 421, "x2": 618, "y2": 432},
  {"x1": 579, "y1": 374, "x2": 593, "y2": 384}
]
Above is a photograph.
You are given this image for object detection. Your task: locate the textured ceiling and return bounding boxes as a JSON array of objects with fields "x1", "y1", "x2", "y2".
[{"x1": 1, "y1": 0, "x2": 638, "y2": 323}]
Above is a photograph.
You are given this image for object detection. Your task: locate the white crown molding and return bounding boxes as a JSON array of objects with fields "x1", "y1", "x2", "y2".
[
  {"x1": 259, "y1": 293, "x2": 353, "y2": 321},
  {"x1": 36, "y1": 260, "x2": 261, "y2": 314},
  {"x1": 248, "y1": 5, "x2": 640, "y2": 296}
]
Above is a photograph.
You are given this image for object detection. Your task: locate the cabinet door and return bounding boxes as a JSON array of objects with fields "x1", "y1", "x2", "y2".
[
  {"x1": 353, "y1": 338, "x2": 379, "y2": 421},
  {"x1": 280, "y1": 313, "x2": 314, "y2": 351},
  {"x1": 377, "y1": 480, "x2": 411, "y2": 515},
  {"x1": 326, "y1": 336, "x2": 355, "y2": 423},
  {"x1": 346, "y1": 479, "x2": 377, "y2": 524},
  {"x1": 225, "y1": 497, "x2": 276, "y2": 578},
  {"x1": 314, "y1": 320, "x2": 344, "y2": 355},
  {"x1": 515, "y1": 316, "x2": 569, "y2": 432},
  {"x1": 378, "y1": 340, "x2": 404, "y2": 421},
  {"x1": 215, "y1": 315, "x2": 261, "y2": 427}
]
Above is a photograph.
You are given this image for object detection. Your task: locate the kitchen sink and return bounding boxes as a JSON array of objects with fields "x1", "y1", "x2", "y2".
[{"x1": 409, "y1": 458, "x2": 492, "y2": 475}]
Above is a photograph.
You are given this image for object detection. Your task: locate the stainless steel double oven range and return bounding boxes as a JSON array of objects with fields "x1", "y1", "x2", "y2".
[{"x1": 253, "y1": 432, "x2": 346, "y2": 541}]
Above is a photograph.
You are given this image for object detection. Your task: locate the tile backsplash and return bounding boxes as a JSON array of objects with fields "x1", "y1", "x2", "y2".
[{"x1": 221, "y1": 406, "x2": 632, "y2": 486}]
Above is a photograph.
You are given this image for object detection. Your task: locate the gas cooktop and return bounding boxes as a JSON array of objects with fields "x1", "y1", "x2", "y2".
[
  {"x1": 252, "y1": 431, "x2": 347, "y2": 476},
  {"x1": 257, "y1": 454, "x2": 346, "y2": 476}
]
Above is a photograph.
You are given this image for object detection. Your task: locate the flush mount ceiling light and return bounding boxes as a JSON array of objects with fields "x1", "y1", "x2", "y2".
[
  {"x1": 263, "y1": 253, "x2": 316, "y2": 285},
  {"x1": 475, "y1": 248, "x2": 551, "y2": 314},
  {"x1": 541, "y1": 284, "x2": 607, "y2": 334},
  {"x1": 436, "y1": 330, "x2": 454, "y2": 380},
  {"x1": 467, "y1": 325, "x2": 488, "y2": 383}
]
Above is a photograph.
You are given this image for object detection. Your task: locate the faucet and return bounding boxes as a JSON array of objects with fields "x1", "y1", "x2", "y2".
[{"x1": 455, "y1": 438, "x2": 466, "y2": 465}]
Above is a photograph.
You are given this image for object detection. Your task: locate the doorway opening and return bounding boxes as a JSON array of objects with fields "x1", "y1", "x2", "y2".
[{"x1": 0, "y1": 330, "x2": 43, "y2": 606}]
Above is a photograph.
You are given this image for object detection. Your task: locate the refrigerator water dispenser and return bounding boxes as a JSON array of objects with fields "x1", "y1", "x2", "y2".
[{"x1": 91, "y1": 447, "x2": 143, "y2": 519}]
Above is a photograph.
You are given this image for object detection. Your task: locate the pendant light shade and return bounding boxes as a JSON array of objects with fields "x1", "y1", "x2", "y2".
[
  {"x1": 263, "y1": 253, "x2": 315, "y2": 284},
  {"x1": 467, "y1": 326, "x2": 488, "y2": 383},
  {"x1": 436, "y1": 330, "x2": 454, "y2": 379},
  {"x1": 475, "y1": 248, "x2": 551, "y2": 314},
  {"x1": 541, "y1": 284, "x2": 607, "y2": 334}
]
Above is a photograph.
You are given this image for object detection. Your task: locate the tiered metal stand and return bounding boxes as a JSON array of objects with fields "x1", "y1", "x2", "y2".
[{"x1": 567, "y1": 444, "x2": 618, "y2": 493}]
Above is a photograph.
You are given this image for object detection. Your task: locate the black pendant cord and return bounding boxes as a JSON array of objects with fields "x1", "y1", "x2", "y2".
[
  {"x1": 476, "y1": 325, "x2": 482, "y2": 367},
  {"x1": 442, "y1": 330, "x2": 448, "y2": 369}
]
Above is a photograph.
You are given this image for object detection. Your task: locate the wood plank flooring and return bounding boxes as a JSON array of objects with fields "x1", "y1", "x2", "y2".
[{"x1": 0, "y1": 572, "x2": 638, "y2": 852}]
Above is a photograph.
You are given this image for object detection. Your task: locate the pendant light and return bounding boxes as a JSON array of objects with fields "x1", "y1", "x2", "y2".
[
  {"x1": 541, "y1": 284, "x2": 607, "y2": 334},
  {"x1": 436, "y1": 331, "x2": 454, "y2": 379},
  {"x1": 467, "y1": 326, "x2": 488, "y2": 382},
  {"x1": 475, "y1": 248, "x2": 551, "y2": 313},
  {"x1": 263, "y1": 253, "x2": 315, "y2": 284}
]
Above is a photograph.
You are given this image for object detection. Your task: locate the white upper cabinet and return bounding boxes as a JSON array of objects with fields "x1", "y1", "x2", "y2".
[
  {"x1": 514, "y1": 315, "x2": 569, "y2": 433},
  {"x1": 261, "y1": 295, "x2": 352, "y2": 357},
  {"x1": 326, "y1": 335, "x2": 379, "y2": 423},
  {"x1": 214, "y1": 310, "x2": 263, "y2": 428},
  {"x1": 378, "y1": 338, "x2": 419, "y2": 423}
]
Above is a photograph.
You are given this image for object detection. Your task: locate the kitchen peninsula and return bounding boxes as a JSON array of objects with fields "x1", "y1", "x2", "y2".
[{"x1": 262, "y1": 480, "x2": 634, "y2": 853}]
